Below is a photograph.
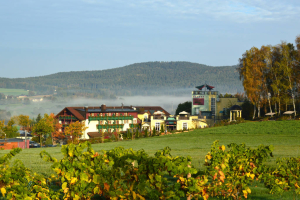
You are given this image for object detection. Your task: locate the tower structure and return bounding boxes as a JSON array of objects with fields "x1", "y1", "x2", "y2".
[{"x1": 191, "y1": 84, "x2": 218, "y2": 118}]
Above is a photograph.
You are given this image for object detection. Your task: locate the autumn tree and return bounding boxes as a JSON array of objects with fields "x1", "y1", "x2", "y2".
[
  {"x1": 64, "y1": 121, "x2": 87, "y2": 144},
  {"x1": 278, "y1": 42, "x2": 297, "y2": 115},
  {"x1": 238, "y1": 47, "x2": 265, "y2": 119},
  {"x1": 32, "y1": 114, "x2": 54, "y2": 147},
  {"x1": 3, "y1": 118, "x2": 19, "y2": 138},
  {"x1": 239, "y1": 35, "x2": 300, "y2": 118},
  {"x1": 18, "y1": 114, "x2": 31, "y2": 132},
  {"x1": 52, "y1": 120, "x2": 64, "y2": 144},
  {"x1": 0, "y1": 120, "x2": 5, "y2": 138}
]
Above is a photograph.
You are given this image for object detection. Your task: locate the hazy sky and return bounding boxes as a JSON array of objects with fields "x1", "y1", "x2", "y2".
[{"x1": 1, "y1": 0, "x2": 299, "y2": 78}]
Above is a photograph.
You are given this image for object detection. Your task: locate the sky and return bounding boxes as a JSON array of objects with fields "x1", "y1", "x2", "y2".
[{"x1": 1, "y1": 0, "x2": 300, "y2": 78}]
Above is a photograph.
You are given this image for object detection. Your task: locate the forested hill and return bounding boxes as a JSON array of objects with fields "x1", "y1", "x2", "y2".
[{"x1": 0, "y1": 62, "x2": 243, "y2": 97}]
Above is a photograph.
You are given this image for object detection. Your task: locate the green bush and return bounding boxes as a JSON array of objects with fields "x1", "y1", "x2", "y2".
[
  {"x1": 152, "y1": 127, "x2": 156, "y2": 136},
  {"x1": 144, "y1": 129, "x2": 148, "y2": 137}
]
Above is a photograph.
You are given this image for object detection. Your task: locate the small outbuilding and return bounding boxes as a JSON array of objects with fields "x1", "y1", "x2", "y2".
[
  {"x1": 0, "y1": 138, "x2": 30, "y2": 150},
  {"x1": 229, "y1": 105, "x2": 242, "y2": 122}
]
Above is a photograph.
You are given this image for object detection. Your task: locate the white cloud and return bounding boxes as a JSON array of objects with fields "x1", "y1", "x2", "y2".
[{"x1": 80, "y1": 0, "x2": 300, "y2": 23}]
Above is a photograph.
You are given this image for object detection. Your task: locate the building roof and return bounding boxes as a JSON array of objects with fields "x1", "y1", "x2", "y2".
[
  {"x1": 166, "y1": 117, "x2": 176, "y2": 121},
  {"x1": 283, "y1": 111, "x2": 295, "y2": 115},
  {"x1": 196, "y1": 84, "x2": 215, "y2": 91},
  {"x1": 179, "y1": 111, "x2": 189, "y2": 115},
  {"x1": 153, "y1": 111, "x2": 164, "y2": 115},
  {"x1": 56, "y1": 106, "x2": 139, "y2": 120},
  {"x1": 18, "y1": 133, "x2": 33, "y2": 137},
  {"x1": 87, "y1": 132, "x2": 101, "y2": 138},
  {"x1": 0, "y1": 138, "x2": 25, "y2": 142},
  {"x1": 134, "y1": 106, "x2": 170, "y2": 116},
  {"x1": 230, "y1": 105, "x2": 242, "y2": 111},
  {"x1": 265, "y1": 112, "x2": 276, "y2": 116}
]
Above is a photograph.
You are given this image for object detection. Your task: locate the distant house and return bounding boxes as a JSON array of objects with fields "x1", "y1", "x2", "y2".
[
  {"x1": 6, "y1": 95, "x2": 14, "y2": 99},
  {"x1": 0, "y1": 138, "x2": 29, "y2": 150},
  {"x1": 16, "y1": 130, "x2": 33, "y2": 140},
  {"x1": 32, "y1": 98, "x2": 43, "y2": 102},
  {"x1": 55, "y1": 105, "x2": 139, "y2": 139},
  {"x1": 17, "y1": 95, "x2": 28, "y2": 99},
  {"x1": 135, "y1": 106, "x2": 207, "y2": 131}
]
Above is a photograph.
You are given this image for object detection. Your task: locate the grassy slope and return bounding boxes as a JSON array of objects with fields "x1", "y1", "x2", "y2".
[
  {"x1": 0, "y1": 88, "x2": 28, "y2": 96},
  {"x1": 1, "y1": 120, "x2": 299, "y2": 199}
]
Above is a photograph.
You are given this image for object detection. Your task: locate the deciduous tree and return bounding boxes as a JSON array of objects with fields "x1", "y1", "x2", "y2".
[
  {"x1": 0, "y1": 120, "x2": 5, "y2": 138},
  {"x1": 32, "y1": 114, "x2": 54, "y2": 147},
  {"x1": 18, "y1": 115, "x2": 31, "y2": 132},
  {"x1": 3, "y1": 118, "x2": 19, "y2": 138},
  {"x1": 64, "y1": 121, "x2": 87, "y2": 144},
  {"x1": 238, "y1": 47, "x2": 265, "y2": 119},
  {"x1": 52, "y1": 120, "x2": 64, "y2": 144}
]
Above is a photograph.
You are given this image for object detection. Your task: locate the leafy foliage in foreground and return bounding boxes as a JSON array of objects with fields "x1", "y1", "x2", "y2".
[{"x1": 0, "y1": 141, "x2": 299, "y2": 199}]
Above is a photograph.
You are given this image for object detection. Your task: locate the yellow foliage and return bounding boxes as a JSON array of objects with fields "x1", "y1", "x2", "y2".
[
  {"x1": 1, "y1": 187, "x2": 6, "y2": 196},
  {"x1": 221, "y1": 145, "x2": 225, "y2": 151}
]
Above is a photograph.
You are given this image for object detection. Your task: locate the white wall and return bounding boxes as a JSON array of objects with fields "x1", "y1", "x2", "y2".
[{"x1": 82, "y1": 119, "x2": 98, "y2": 139}]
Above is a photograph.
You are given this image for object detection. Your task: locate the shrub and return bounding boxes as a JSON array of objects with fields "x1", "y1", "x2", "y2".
[
  {"x1": 135, "y1": 128, "x2": 139, "y2": 139},
  {"x1": 152, "y1": 127, "x2": 156, "y2": 136},
  {"x1": 144, "y1": 128, "x2": 148, "y2": 137}
]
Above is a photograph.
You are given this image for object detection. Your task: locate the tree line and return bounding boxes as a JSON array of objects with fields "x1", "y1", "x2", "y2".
[
  {"x1": 238, "y1": 35, "x2": 300, "y2": 119},
  {"x1": 0, "y1": 62, "x2": 243, "y2": 97},
  {"x1": 0, "y1": 114, "x2": 86, "y2": 147}
]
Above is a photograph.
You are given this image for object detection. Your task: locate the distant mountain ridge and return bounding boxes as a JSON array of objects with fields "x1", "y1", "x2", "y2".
[{"x1": 0, "y1": 62, "x2": 243, "y2": 97}]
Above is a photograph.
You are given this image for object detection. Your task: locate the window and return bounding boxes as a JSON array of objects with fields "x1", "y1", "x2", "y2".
[
  {"x1": 183, "y1": 122, "x2": 188, "y2": 130},
  {"x1": 211, "y1": 98, "x2": 216, "y2": 116},
  {"x1": 155, "y1": 122, "x2": 160, "y2": 131}
]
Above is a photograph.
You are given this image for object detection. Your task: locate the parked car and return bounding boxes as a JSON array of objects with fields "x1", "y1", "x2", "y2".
[{"x1": 29, "y1": 141, "x2": 41, "y2": 148}]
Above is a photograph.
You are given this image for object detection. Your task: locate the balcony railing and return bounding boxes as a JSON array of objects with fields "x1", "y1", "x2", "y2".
[
  {"x1": 89, "y1": 115, "x2": 133, "y2": 122},
  {"x1": 192, "y1": 91, "x2": 218, "y2": 95},
  {"x1": 59, "y1": 116, "x2": 77, "y2": 120},
  {"x1": 97, "y1": 124, "x2": 135, "y2": 129}
]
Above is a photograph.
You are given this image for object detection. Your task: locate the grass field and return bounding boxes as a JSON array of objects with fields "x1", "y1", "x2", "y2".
[
  {"x1": 0, "y1": 88, "x2": 28, "y2": 96},
  {"x1": 1, "y1": 120, "x2": 300, "y2": 199}
]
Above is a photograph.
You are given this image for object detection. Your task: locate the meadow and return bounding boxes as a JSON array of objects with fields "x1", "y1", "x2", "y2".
[
  {"x1": 0, "y1": 88, "x2": 28, "y2": 96},
  {"x1": 1, "y1": 120, "x2": 300, "y2": 199}
]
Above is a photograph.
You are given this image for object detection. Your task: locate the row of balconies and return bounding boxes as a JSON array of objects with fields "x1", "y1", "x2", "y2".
[
  {"x1": 59, "y1": 116, "x2": 77, "y2": 120},
  {"x1": 97, "y1": 124, "x2": 134, "y2": 129},
  {"x1": 89, "y1": 116, "x2": 133, "y2": 121},
  {"x1": 151, "y1": 116, "x2": 191, "y2": 121}
]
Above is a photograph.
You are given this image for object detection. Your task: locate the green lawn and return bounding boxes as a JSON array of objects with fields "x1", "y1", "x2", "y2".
[
  {"x1": 0, "y1": 88, "x2": 28, "y2": 96},
  {"x1": 1, "y1": 120, "x2": 299, "y2": 199}
]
